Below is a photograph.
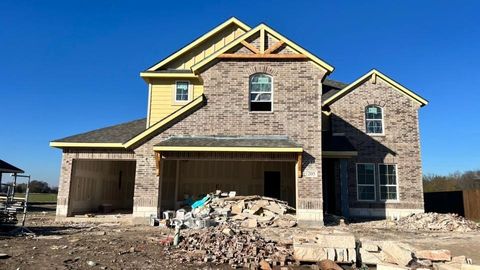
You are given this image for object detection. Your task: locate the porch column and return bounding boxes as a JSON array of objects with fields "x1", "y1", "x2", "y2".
[
  {"x1": 56, "y1": 152, "x2": 74, "y2": 218},
  {"x1": 296, "y1": 152, "x2": 324, "y2": 227},
  {"x1": 132, "y1": 151, "x2": 161, "y2": 223},
  {"x1": 339, "y1": 158, "x2": 349, "y2": 219}
]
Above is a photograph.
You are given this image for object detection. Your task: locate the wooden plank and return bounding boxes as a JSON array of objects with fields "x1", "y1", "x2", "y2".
[
  {"x1": 297, "y1": 153, "x2": 302, "y2": 178},
  {"x1": 218, "y1": 53, "x2": 308, "y2": 59},
  {"x1": 174, "y1": 160, "x2": 180, "y2": 203},
  {"x1": 264, "y1": 41, "x2": 285, "y2": 54},
  {"x1": 463, "y1": 189, "x2": 480, "y2": 220},
  {"x1": 155, "y1": 152, "x2": 161, "y2": 176},
  {"x1": 260, "y1": 28, "x2": 265, "y2": 53},
  {"x1": 241, "y1": 41, "x2": 260, "y2": 54}
]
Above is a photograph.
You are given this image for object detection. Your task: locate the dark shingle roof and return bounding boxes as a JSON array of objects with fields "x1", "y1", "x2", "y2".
[
  {"x1": 53, "y1": 118, "x2": 147, "y2": 143},
  {"x1": 322, "y1": 132, "x2": 356, "y2": 152},
  {"x1": 322, "y1": 79, "x2": 348, "y2": 101},
  {"x1": 323, "y1": 79, "x2": 348, "y2": 89},
  {"x1": 156, "y1": 136, "x2": 301, "y2": 148},
  {"x1": 0, "y1": 159, "x2": 24, "y2": 174}
]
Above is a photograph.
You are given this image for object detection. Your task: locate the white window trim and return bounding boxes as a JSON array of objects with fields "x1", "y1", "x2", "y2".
[
  {"x1": 356, "y1": 163, "x2": 376, "y2": 202},
  {"x1": 249, "y1": 73, "x2": 273, "y2": 113},
  {"x1": 173, "y1": 81, "x2": 192, "y2": 104},
  {"x1": 378, "y1": 163, "x2": 399, "y2": 202},
  {"x1": 365, "y1": 105, "x2": 385, "y2": 136}
]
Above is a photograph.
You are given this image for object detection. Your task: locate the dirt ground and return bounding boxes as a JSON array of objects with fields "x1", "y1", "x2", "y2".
[{"x1": 1, "y1": 205, "x2": 479, "y2": 270}]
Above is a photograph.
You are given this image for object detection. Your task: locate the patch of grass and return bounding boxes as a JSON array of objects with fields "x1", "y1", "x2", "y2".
[{"x1": 15, "y1": 193, "x2": 57, "y2": 203}]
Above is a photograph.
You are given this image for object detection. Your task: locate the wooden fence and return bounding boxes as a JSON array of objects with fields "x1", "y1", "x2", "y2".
[
  {"x1": 463, "y1": 189, "x2": 480, "y2": 220},
  {"x1": 424, "y1": 189, "x2": 480, "y2": 221}
]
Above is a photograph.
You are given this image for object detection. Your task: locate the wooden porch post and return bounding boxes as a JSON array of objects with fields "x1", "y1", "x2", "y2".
[{"x1": 339, "y1": 159, "x2": 350, "y2": 219}]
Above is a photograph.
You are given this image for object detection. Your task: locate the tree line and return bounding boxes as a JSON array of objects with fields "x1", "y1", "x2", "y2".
[
  {"x1": 1, "y1": 180, "x2": 58, "y2": 194},
  {"x1": 423, "y1": 170, "x2": 480, "y2": 192}
]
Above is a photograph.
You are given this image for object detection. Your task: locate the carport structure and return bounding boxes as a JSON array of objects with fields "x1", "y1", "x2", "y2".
[
  {"x1": 153, "y1": 136, "x2": 303, "y2": 212},
  {"x1": 0, "y1": 159, "x2": 24, "y2": 189}
]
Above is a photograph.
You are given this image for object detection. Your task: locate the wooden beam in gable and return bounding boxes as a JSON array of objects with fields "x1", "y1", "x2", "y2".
[
  {"x1": 264, "y1": 41, "x2": 285, "y2": 54},
  {"x1": 218, "y1": 53, "x2": 308, "y2": 59},
  {"x1": 241, "y1": 41, "x2": 260, "y2": 54}
]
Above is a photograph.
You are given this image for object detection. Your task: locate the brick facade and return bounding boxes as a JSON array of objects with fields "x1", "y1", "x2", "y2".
[
  {"x1": 55, "y1": 69, "x2": 426, "y2": 223},
  {"x1": 133, "y1": 60, "x2": 327, "y2": 225},
  {"x1": 329, "y1": 77, "x2": 424, "y2": 218}
]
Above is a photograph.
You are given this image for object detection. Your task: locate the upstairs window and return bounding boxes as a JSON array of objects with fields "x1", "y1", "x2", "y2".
[
  {"x1": 365, "y1": 105, "x2": 383, "y2": 134},
  {"x1": 175, "y1": 81, "x2": 190, "y2": 102},
  {"x1": 249, "y1": 74, "x2": 272, "y2": 112}
]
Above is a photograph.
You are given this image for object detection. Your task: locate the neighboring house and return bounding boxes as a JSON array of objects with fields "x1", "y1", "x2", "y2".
[{"x1": 50, "y1": 17, "x2": 428, "y2": 225}]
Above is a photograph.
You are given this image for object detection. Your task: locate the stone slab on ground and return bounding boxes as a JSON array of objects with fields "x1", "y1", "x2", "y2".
[
  {"x1": 377, "y1": 262, "x2": 409, "y2": 270},
  {"x1": 452, "y1": 256, "x2": 467, "y2": 264},
  {"x1": 461, "y1": 264, "x2": 480, "y2": 270},
  {"x1": 434, "y1": 262, "x2": 462, "y2": 270},
  {"x1": 293, "y1": 243, "x2": 327, "y2": 262},
  {"x1": 362, "y1": 241, "x2": 380, "y2": 252},
  {"x1": 315, "y1": 233, "x2": 355, "y2": 249},
  {"x1": 378, "y1": 241, "x2": 414, "y2": 267},
  {"x1": 416, "y1": 250, "x2": 452, "y2": 262},
  {"x1": 359, "y1": 248, "x2": 383, "y2": 265}
]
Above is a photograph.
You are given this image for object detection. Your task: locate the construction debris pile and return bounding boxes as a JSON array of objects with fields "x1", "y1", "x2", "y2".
[
  {"x1": 207, "y1": 194, "x2": 297, "y2": 228},
  {"x1": 168, "y1": 223, "x2": 294, "y2": 268},
  {"x1": 369, "y1": 213, "x2": 480, "y2": 232},
  {"x1": 164, "y1": 191, "x2": 297, "y2": 229}
]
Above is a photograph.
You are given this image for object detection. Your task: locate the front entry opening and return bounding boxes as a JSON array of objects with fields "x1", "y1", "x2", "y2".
[
  {"x1": 264, "y1": 171, "x2": 281, "y2": 199},
  {"x1": 159, "y1": 160, "x2": 295, "y2": 212},
  {"x1": 323, "y1": 158, "x2": 339, "y2": 215}
]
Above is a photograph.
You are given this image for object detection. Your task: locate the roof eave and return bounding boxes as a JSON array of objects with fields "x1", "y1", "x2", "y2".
[
  {"x1": 49, "y1": 142, "x2": 125, "y2": 149},
  {"x1": 322, "y1": 69, "x2": 428, "y2": 108}
]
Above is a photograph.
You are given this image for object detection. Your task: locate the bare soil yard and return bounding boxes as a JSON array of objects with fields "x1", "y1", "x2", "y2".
[{"x1": 0, "y1": 205, "x2": 479, "y2": 270}]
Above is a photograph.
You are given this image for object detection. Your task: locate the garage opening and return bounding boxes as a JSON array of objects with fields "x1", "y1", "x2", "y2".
[
  {"x1": 68, "y1": 159, "x2": 136, "y2": 216},
  {"x1": 160, "y1": 160, "x2": 296, "y2": 212}
]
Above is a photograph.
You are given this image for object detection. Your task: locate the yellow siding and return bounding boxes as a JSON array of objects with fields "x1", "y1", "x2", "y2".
[
  {"x1": 165, "y1": 24, "x2": 246, "y2": 70},
  {"x1": 148, "y1": 78, "x2": 204, "y2": 126}
]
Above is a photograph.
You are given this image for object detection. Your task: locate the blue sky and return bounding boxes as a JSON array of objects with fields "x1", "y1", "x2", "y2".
[{"x1": 1, "y1": 1, "x2": 479, "y2": 185}]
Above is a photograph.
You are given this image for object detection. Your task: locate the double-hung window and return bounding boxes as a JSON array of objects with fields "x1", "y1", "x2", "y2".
[
  {"x1": 175, "y1": 81, "x2": 190, "y2": 102},
  {"x1": 356, "y1": 163, "x2": 376, "y2": 201},
  {"x1": 365, "y1": 105, "x2": 383, "y2": 134},
  {"x1": 379, "y1": 164, "x2": 398, "y2": 201},
  {"x1": 249, "y1": 73, "x2": 272, "y2": 112}
]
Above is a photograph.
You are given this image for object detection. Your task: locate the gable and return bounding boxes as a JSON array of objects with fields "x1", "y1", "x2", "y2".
[
  {"x1": 322, "y1": 69, "x2": 428, "y2": 107},
  {"x1": 190, "y1": 24, "x2": 334, "y2": 73},
  {"x1": 146, "y1": 17, "x2": 250, "y2": 72}
]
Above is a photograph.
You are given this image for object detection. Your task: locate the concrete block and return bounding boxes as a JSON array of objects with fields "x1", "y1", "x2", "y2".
[
  {"x1": 315, "y1": 233, "x2": 355, "y2": 249},
  {"x1": 347, "y1": 248, "x2": 356, "y2": 263},
  {"x1": 325, "y1": 248, "x2": 336, "y2": 261},
  {"x1": 241, "y1": 218, "x2": 257, "y2": 228},
  {"x1": 336, "y1": 248, "x2": 345, "y2": 262}
]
